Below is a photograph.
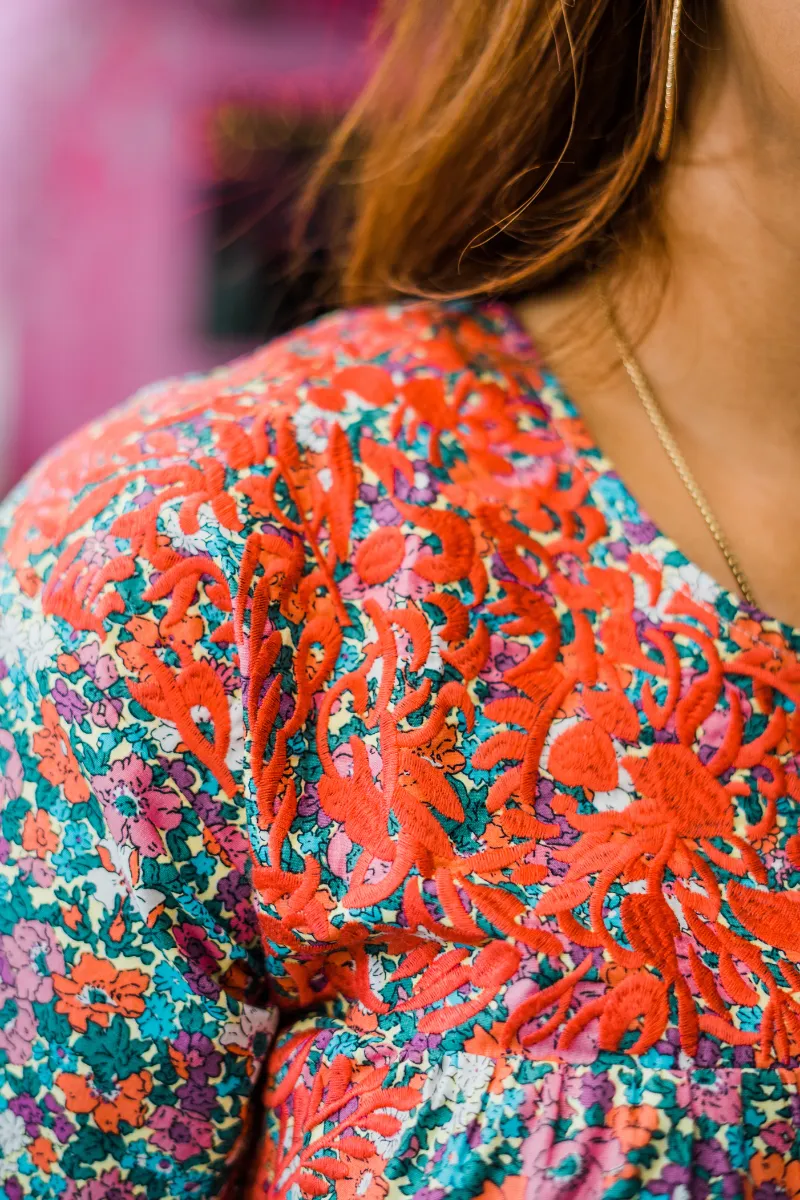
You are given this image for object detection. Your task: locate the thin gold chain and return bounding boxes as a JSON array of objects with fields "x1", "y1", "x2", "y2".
[{"x1": 599, "y1": 287, "x2": 758, "y2": 608}]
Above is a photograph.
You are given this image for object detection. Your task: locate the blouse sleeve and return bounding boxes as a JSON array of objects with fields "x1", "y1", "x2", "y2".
[{"x1": 0, "y1": 376, "x2": 283, "y2": 1199}]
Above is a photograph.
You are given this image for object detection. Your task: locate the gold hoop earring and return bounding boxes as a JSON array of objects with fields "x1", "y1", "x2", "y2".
[{"x1": 656, "y1": 0, "x2": 683, "y2": 161}]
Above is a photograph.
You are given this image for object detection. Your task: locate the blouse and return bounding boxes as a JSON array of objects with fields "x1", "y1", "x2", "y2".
[{"x1": 1, "y1": 300, "x2": 799, "y2": 1200}]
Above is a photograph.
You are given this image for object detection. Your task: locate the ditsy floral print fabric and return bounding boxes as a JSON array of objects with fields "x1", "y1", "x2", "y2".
[{"x1": 2, "y1": 301, "x2": 800, "y2": 1200}]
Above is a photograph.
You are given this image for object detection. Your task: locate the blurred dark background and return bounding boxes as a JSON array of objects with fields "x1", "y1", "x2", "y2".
[{"x1": 0, "y1": 0, "x2": 376, "y2": 492}]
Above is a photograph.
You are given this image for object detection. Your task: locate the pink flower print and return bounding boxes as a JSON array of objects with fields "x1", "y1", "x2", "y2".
[
  {"x1": 0, "y1": 728, "x2": 23, "y2": 803},
  {"x1": 93, "y1": 654, "x2": 119, "y2": 691},
  {"x1": 79, "y1": 533, "x2": 118, "y2": 571},
  {"x1": 74, "y1": 1166, "x2": 141, "y2": 1199},
  {"x1": 90, "y1": 696, "x2": 122, "y2": 729},
  {"x1": 149, "y1": 1105, "x2": 214, "y2": 1163},
  {"x1": 0, "y1": 919, "x2": 65, "y2": 1004},
  {"x1": 92, "y1": 754, "x2": 182, "y2": 857},
  {"x1": 0, "y1": 997, "x2": 38, "y2": 1065},
  {"x1": 174, "y1": 923, "x2": 224, "y2": 977},
  {"x1": 762, "y1": 1122, "x2": 795, "y2": 1156},
  {"x1": 395, "y1": 533, "x2": 433, "y2": 602},
  {"x1": 691, "y1": 1075, "x2": 741, "y2": 1127},
  {"x1": 173, "y1": 922, "x2": 225, "y2": 1000},
  {"x1": 76, "y1": 641, "x2": 119, "y2": 689},
  {"x1": 522, "y1": 1122, "x2": 626, "y2": 1200}
]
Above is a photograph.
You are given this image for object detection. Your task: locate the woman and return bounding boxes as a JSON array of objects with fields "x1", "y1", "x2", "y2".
[{"x1": 1, "y1": 0, "x2": 798, "y2": 1195}]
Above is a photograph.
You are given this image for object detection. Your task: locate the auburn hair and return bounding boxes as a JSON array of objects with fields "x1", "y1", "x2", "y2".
[{"x1": 304, "y1": 0, "x2": 710, "y2": 305}]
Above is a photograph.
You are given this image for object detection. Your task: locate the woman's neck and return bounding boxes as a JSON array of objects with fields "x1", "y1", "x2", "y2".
[
  {"x1": 641, "y1": 4, "x2": 800, "y2": 435},
  {"x1": 517, "y1": 4, "x2": 800, "y2": 625}
]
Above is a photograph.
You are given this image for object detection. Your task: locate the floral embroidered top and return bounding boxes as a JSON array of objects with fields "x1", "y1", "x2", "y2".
[{"x1": 1, "y1": 301, "x2": 800, "y2": 1200}]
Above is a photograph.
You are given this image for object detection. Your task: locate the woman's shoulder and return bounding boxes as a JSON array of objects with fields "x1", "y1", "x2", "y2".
[{"x1": 0, "y1": 298, "x2": 556, "y2": 592}]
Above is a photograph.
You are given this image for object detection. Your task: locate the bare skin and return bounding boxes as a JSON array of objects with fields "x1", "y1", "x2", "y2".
[{"x1": 517, "y1": 0, "x2": 800, "y2": 626}]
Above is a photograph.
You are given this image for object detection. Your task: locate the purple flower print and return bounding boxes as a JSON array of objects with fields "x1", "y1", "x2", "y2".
[
  {"x1": 694, "y1": 1140, "x2": 734, "y2": 1180},
  {"x1": 51, "y1": 678, "x2": 88, "y2": 723},
  {"x1": 218, "y1": 871, "x2": 250, "y2": 912},
  {"x1": 394, "y1": 460, "x2": 437, "y2": 506},
  {"x1": 400, "y1": 1031, "x2": 442, "y2": 1065},
  {"x1": 623, "y1": 518, "x2": 659, "y2": 546},
  {"x1": 171, "y1": 1031, "x2": 223, "y2": 1082},
  {"x1": 232, "y1": 898, "x2": 257, "y2": 943},
  {"x1": 176, "y1": 1080, "x2": 217, "y2": 1119},
  {"x1": 77, "y1": 640, "x2": 119, "y2": 689},
  {"x1": 334, "y1": 1095, "x2": 359, "y2": 1122},
  {"x1": 646, "y1": 1163, "x2": 691, "y2": 1195},
  {"x1": 297, "y1": 786, "x2": 320, "y2": 818},
  {"x1": 149, "y1": 1106, "x2": 213, "y2": 1162},
  {"x1": 579, "y1": 1072, "x2": 615, "y2": 1113},
  {"x1": 695, "y1": 1037, "x2": 721, "y2": 1069},
  {"x1": 165, "y1": 756, "x2": 196, "y2": 795},
  {"x1": 10, "y1": 1094, "x2": 43, "y2": 1137},
  {"x1": 0, "y1": 919, "x2": 65, "y2": 1004},
  {"x1": 217, "y1": 873, "x2": 257, "y2": 942},
  {"x1": 373, "y1": 498, "x2": 402, "y2": 526},
  {"x1": 92, "y1": 754, "x2": 182, "y2": 857},
  {"x1": 174, "y1": 922, "x2": 224, "y2": 999},
  {"x1": 53, "y1": 1114, "x2": 74, "y2": 1143}
]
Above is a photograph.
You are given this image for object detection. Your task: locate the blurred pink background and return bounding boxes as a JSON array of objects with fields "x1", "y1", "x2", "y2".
[{"x1": 0, "y1": 0, "x2": 374, "y2": 493}]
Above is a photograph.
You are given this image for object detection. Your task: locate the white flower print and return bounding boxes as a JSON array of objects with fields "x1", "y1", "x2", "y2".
[
  {"x1": 160, "y1": 501, "x2": 210, "y2": 555},
  {"x1": 539, "y1": 714, "x2": 580, "y2": 774},
  {"x1": 369, "y1": 1107, "x2": 407, "y2": 1159},
  {"x1": 150, "y1": 719, "x2": 183, "y2": 754},
  {"x1": 225, "y1": 697, "x2": 246, "y2": 775},
  {"x1": 452, "y1": 1054, "x2": 495, "y2": 1105},
  {"x1": 635, "y1": 559, "x2": 721, "y2": 622},
  {"x1": 218, "y1": 1005, "x2": 274, "y2": 1056},
  {"x1": 0, "y1": 606, "x2": 27, "y2": 667},
  {"x1": 591, "y1": 759, "x2": 635, "y2": 813},
  {"x1": 0, "y1": 1111, "x2": 29, "y2": 1180},
  {"x1": 422, "y1": 1053, "x2": 493, "y2": 1112},
  {"x1": 22, "y1": 615, "x2": 61, "y2": 674},
  {"x1": 0, "y1": 605, "x2": 60, "y2": 674},
  {"x1": 292, "y1": 403, "x2": 332, "y2": 453}
]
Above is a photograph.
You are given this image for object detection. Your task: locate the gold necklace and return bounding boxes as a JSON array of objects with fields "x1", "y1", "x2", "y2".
[{"x1": 599, "y1": 287, "x2": 758, "y2": 608}]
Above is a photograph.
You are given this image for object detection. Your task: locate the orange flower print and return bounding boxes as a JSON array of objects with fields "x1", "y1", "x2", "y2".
[
  {"x1": 419, "y1": 721, "x2": 467, "y2": 774},
  {"x1": 29, "y1": 1134, "x2": 56, "y2": 1173},
  {"x1": 117, "y1": 615, "x2": 159, "y2": 678},
  {"x1": 32, "y1": 698, "x2": 90, "y2": 804},
  {"x1": 118, "y1": 612, "x2": 203, "y2": 680},
  {"x1": 606, "y1": 1104, "x2": 660, "y2": 1154},
  {"x1": 749, "y1": 1151, "x2": 800, "y2": 1198},
  {"x1": 52, "y1": 953, "x2": 149, "y2": 1032},
  {"x1": 21, "y1": 809, "x2": 58, "y2": 859},
  {"x1": 479, "y1": 1181, "x2": 526, "y2": 1200},
  {"x1": 57, "y1": 1067, "x2": 152, "y2": 1133}
]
